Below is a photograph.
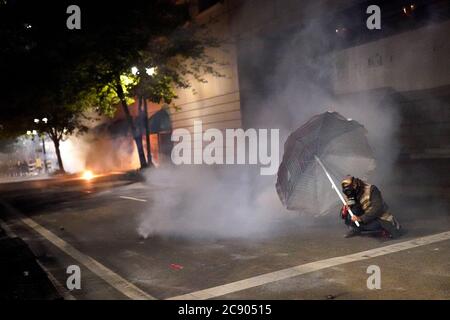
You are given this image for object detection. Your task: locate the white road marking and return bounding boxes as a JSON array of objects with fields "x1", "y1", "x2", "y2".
[
  {"x1": 0, "y1": 218, "x2": 76, "y2": 300},
  {"x1": 0, "y1": 218, "x2": 17, "y2": 237},
  {"x1": 119, "y1": 196, "x2": 147, "y2": 202},
  {"x1": 37, "y1": 261, "x2": 77, "y2": 300},
  {"x1": 0, "y1": 201, "x2": 155, "y2": 300},
  {"x1": 20, "y1": 216, "x2": 155, "y2": 300},
  {"x1": 167, "y1": 231, "x2": 450, "y2": 300}
]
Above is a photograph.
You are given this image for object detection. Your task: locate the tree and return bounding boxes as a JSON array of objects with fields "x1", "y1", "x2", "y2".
[
  {"x1": 0, "y1": 1, "x2": 223, "y2": 171},
  {"x1": 77, "y1": 1, "x2": 223, "y2": 169},
  {"x1": 0, "y1": 0, "x2": 105, "y2": 172},
  {"x1": 0, "y1": 72, "x2": 97, "y2": 173},
  {"x1": 31, "y1": 95, "x2": 93, "y2": 173}
]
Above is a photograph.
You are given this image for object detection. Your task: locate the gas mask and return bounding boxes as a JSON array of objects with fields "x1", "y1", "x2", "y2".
[
  {"x1": 341, "y1": 176, "x2": 358, "y2": 206},
  {"x1": 343, "y1": 185, "x2": 357, "y2": 206},
  {"x1": 341, "y1": 176, "x2": 365, "y2": 215}
]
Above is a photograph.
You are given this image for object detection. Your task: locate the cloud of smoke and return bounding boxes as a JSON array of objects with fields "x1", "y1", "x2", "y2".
[
  {"x1": 135, "y1": 3, "x2": 404, "y2": 239},
  {"x1": 239, "y1": 22, "x2": 402, "y2": 185},
  {"x1": 137, "y1": 166, "x2": 289, "y2": 239},
  {"x1": 60, "y1": 136, "x2": 90, "y2": 173},
  {"x1": 135, "y1": 1, "x2": 450, "y2": 238},
  {"x1": 60, "y1": 132, "x2": 140, "y2": 174}
]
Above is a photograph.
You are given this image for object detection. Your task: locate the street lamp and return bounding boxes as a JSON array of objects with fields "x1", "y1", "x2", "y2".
[
  {"x1": 26, "y1": 129, "x2": 38, "y2": 171},
  {"x1": 131, "y1": 66, "x2": 157, "y2": 76},
  {"x1": 131, "y1": 66, "x2": 139, "y2": 75},
  {"x1": 29, "y1": 118, "x2": 49, "y2": 173},
  {"x1": 146, "y1": 67, "x2": 156, "y2": 76}
]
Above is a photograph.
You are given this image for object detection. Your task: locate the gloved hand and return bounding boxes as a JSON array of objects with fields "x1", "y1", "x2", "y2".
[{"x1": 340, "y1": 205, "x2": 349, "y2": 220}]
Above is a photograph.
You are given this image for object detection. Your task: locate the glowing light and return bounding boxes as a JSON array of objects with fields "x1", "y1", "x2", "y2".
[
  {"x1": 131, "y1": 66, "x2": 139, "y2": 75},
  {"x1": 34, "y1": 118, "x2": 40, "y2": 123},
  {"x1": 82, "y1": 170, "x2": 94, "y2": 181},
  {"x1": 402, "y1": 4, "x2": 415, "y2": 16},
  {"x1": 146, "y1": 67, "x2": 157, "y2": 76},
  {"x1": 42, "y1": 118, "x2": 48, "y2": 123}
]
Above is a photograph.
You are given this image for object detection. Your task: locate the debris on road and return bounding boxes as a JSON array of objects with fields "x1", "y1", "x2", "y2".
[{"x1": 170, "y1": 263, "x2": 184, "y2": 271}]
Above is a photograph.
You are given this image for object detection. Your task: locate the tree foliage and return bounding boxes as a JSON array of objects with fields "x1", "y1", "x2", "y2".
[
  {"x1": 0, "y1": 0, "x2": 224, "y2": 171},
  {"x1": 73, "y1": 1, "x2": 224, "y2": 169}
]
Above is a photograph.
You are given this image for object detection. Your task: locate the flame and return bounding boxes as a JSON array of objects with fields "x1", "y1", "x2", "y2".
[{"x1": 82, "y1": 170, "x2": 94, "y2": 181}]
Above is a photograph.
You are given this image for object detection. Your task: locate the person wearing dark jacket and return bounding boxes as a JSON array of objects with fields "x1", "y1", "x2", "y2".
[{"x1": 340, "y1": 175, "x2": 401, "y2": 238}]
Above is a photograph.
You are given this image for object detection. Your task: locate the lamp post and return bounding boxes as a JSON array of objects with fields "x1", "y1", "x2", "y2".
[
  {"x1": 32, "y1": 118, "x2": 49, "y2": 173},
  {"x1": 26, "y1": 129, "x2": 38, "y2": 173}
]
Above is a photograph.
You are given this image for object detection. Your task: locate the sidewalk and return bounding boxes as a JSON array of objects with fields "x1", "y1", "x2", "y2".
[{"x1": 0, "y1": 174, "x2": 52, "y2": 184}]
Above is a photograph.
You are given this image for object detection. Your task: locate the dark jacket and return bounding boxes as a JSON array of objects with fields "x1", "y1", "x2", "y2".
[{"x1": 347, "y1": 180, "x2": 402, "y2": 237}]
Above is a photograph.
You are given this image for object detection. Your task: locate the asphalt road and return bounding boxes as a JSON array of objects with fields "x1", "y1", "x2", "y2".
[{"x1": 0, "y1": 174, "x2": 449, "y2": 300}]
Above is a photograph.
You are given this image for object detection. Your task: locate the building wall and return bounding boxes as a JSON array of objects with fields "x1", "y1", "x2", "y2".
[
  {"x1": 168, "y1": 0, "x2": 359, "y2": 132},
  {"x1": 170, "y1": 0, "x2": 450, "y2": 168},
  {"x1": 170, "y1": 1, "x2": 242, "y2": 134},
  {"x1": 332, "y1": 20, "x2": 450, "y2": 94},
  {"x1": 228, "y1": 0, "x2": 360, "y2": 38},
  {"x1": 331, "y1": 19, "x2": 450, "y2": 158}
]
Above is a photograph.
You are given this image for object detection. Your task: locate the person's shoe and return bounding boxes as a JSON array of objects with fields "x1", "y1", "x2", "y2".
[
  {"x1": 344, "y1": 228, "x2": 361, "y2": 238},
  {"x1": 381, "y1": 229, "x2": 393, "y2": 239}
]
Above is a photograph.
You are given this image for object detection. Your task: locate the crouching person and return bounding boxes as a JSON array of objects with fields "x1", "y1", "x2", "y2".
[{"x1": 340, "y1": 176, "x2": 401, "y2": 239}]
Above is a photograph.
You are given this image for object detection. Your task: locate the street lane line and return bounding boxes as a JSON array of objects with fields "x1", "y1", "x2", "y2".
[
  {"x1": 167, "y1": 230, "x2": 450, "y2": 300},
  {"x1": 0, "y1": 218, "x2": 76, "y2": 300},
  {"x1": 1, "y1": 202, "x2": 155, "y2": 300},
  {"x1": 119, "y1": 196, "x2": 147, "y2": 202},
  {"x1": 20, "y1": 216, "x2": 155, "y2": 300},
  {"x1": 0, "y1": 218, "x2": 18, "y2": 237},
  {"x1": 37, "y1": 261, "x2": 77, "y2": 300}
]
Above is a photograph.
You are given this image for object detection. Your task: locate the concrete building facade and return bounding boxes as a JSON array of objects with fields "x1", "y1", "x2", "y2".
[{"x1": 162, "y1": 0, "x2": 450, "y2": 188}]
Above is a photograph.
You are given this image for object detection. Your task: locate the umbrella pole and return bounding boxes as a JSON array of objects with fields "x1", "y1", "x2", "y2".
[{"x1": 314, "y1": 155, "x2": 360, "y2": 227}]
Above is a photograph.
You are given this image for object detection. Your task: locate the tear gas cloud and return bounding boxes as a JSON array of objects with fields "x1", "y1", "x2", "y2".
[
  {"x1": 136, "y1": 3, "x2": 404, "y2": 239},
  {"x1": 59, "y1": 2, "x2": 446, "y2": 238},
  {"x1": 137, "y1": 166, "x2": 289, "y2": 239},
  {"x1": 60, "y1": 133, "x2": 140, "y2": 174}
]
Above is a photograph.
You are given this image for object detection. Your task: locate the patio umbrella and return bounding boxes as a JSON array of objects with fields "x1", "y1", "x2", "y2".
[{"x1": 276, "y1": 111, "x2": 375, "y2": 222}]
